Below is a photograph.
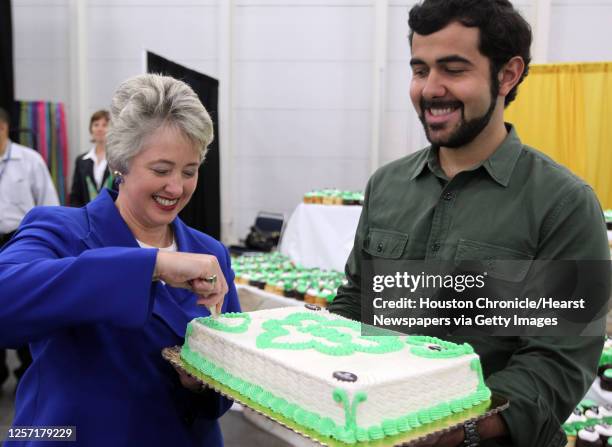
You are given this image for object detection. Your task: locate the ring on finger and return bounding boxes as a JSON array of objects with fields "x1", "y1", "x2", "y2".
[{"x1": 203, "y1": 274, "x2": 217, "y2": 287}]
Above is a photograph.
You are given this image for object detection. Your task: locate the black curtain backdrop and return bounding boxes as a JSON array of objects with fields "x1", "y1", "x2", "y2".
[
  {"x1": 0, "y1": 0, "x2": 15, "y2": 129},
  {"x1": 147, "y1": 52, "x2": 221, "y2": 240}
]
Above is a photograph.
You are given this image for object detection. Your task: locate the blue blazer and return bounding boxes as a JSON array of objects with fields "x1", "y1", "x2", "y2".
[{"x1": 0, "y1": 189, "x2": 241, "y2": 446}]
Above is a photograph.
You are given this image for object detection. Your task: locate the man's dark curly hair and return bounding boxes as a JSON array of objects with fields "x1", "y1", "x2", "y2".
[{"x1": 408, "y1": 0, "x2": 532, "y2": 107}]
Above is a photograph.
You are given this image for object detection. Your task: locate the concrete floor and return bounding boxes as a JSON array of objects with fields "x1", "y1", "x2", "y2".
[{"x1": 0, "y1": 350, "x2": 292, "y2": 447}]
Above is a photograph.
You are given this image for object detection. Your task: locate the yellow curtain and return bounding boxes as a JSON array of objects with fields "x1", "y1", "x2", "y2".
[{"x1": 506, "y1": 62, "x2": 612, "y2": 209}]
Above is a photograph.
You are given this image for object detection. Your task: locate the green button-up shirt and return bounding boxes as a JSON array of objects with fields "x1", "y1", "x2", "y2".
[{"x1": 329, "y1": 125, "x2": 610, "y2": 447}]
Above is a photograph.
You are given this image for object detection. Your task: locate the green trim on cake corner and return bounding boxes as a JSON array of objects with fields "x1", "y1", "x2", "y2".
[
  {"x1": 333, "y1": 388, "x2": 367, "y2": 439},
  {"x1": 180, "y1": 343, "x2": 491, "y2": 445},
  {"x1": 196, "y1": 312, "x2": 252, "y2": 333}
]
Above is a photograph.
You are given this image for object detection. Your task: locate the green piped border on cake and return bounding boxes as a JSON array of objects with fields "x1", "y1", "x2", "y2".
[
  {"x1": 195, "y1": 312, "x2": 252, "y2": 333},
  {"x1": 181, "y1": 343, "x2": 492, "y2": 445}
]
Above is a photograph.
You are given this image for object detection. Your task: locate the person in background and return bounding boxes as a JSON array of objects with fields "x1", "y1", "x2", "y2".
[
  {"x1": 328, "y1": 1, "x2": 609, "y2": 446},
  {"x1": 69, "y1": 109, "x2": 112, "y2": 207},
  {"x1": 0, "y1": 74, "x2": 240, "y2": 446},
  {"x1": 0, "y1": 106, "x2": 59, "y2": 391}
]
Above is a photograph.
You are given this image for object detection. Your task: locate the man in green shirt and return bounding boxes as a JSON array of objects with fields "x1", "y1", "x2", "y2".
[{"x1": 328, "y1": 1, "x2": 610, "y2": 446}]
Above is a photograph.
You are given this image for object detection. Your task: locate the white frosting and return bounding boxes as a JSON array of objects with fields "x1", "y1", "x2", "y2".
[
  {"x1": 578, "y1": 428, "x2": 600, "y2": 442},
  {"x1": 595, "y1": 424, "x2": 612, "y2": 436},
  {"x1": 566, "y1": 412, "x2": 587, "y2": 425},
  {"x1": 600, "y1": 406, "x2": 612, "y2": 418},
  {"x1": 184, "y1": 307, "x2": 483, "y2": 429},
  {"x1": 586, "y1": 408, "x2": 603, "y2": 420}
]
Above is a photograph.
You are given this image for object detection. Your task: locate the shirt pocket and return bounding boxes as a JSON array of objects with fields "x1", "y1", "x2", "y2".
[
  {"x1": 455, "y1": 238, "x2": 533, "y2": 282},
  {"x1": 8, "y1": 176, "x2": 31, "y2": 208},
  {"x1": 363, "y1": 229, "x2": 409, "y2": 259}
]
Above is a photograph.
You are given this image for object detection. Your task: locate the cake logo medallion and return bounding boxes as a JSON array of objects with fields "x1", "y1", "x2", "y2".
[
  {"x1": 333, "y1": 371, "x2": 358, "y2": 382},
  {"x1": 305, "y1": 304, "x2": 321, "y2": 311}
]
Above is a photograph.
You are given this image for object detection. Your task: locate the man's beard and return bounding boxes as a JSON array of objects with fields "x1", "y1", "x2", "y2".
[{"x1": 419, "y1": 81, "x2": 499, "y2": 149}]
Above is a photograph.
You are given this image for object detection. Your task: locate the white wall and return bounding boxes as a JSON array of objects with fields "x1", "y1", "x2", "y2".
[
  {"x1": 11, "y1": 0, "x2": 612, "y2": 243},
  {"x1": 231, "y1": 0, "x2": 373, "y2": 240}
]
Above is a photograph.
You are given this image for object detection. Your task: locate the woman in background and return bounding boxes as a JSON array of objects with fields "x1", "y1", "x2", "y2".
[
  {"x1": 69, "y1": 109, "x2": 112, "y2": 206},
  {"x1": 0, "y1": 74, "x2": 240, "y2": 446}
]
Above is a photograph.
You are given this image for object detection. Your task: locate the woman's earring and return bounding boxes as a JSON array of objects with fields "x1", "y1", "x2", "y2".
[{"x1": 113, "y1": 171, "x2": 124, "y2": 184}]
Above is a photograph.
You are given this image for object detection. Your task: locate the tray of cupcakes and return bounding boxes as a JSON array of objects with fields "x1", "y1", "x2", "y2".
[
  {"x1": 233, "y1": 252, "x2": 346, "y2": 308},
  {"x1": 303, "y1": 189, "x2": 364, "y2": 206}
]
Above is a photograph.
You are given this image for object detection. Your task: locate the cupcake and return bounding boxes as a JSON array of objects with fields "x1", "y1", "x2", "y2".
[
  {"x1": 577, "y1": 427, "x2": 603, "y2": 447},
  {"x1": 600, "y1": 405, "x2": 612, "y2": 424},
  {"x1": 602, "y1": 369, "x2": 612, "y2": 392},
  {"x1": 304, "y1": 191, "x2": 316, "y2": 204},
  {"x1": 282, "y1": 280, "x2": 297, "y2": 298},
  {"x1": 586, "y1": 406, "x2": 604, "y2": 421},
  {"x1": 595, "y1": 424, "x2": 612, "y2": 445},
  {"x1": 565, "y1": 426, "x2": 577, "y2": 447},
  {"x1": 305, "y1": 287, "x2": 320, "y2": 304},
  {"x1": 566, "y1": 408, "x2": 588, "y2": 431},
  {"x1": 294, "y1": 282, "x2": 308, "y2": 301},
  {"x1": 249, "y1": 273, "x2": 266, "y2": 289},
  {"x1": 315, "y1": 288, "x2": 332, "y2": 308}
]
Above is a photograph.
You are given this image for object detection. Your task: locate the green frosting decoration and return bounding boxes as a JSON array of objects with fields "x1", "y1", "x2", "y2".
[
  {"x1": 579, "y1": 399, "x2": 597, "y2": 409},
  {"x1": 356, "y1": 427, "x2": 369, "y2": 442},
  {"x1": 406, "y1": 412, "x2": 420, "y2": 428},
  {"x1": 333, "y1": 388, "x2": 367, "y2": 433},
  {"x1": 397, "y1": 416, "x2": 410, "y2": 433},
  {"x1": 430, "y1": 403, "x2": 451, "y2": 421},
  {"x1": 382, "y1": 419, "x2": 399, "y2": 436},
  {"x1": 256, "y1": 312, "x2": 405, "y2": 356},
  {"x1": 418, "y1": 409, "x2": 432, "y2": 425},
  {"x1": 319, "y1": 417, "x2": 335, "y2": 436},
  {"x1": 470, "y1": 359, "x2": 492, "y2": 400},
  {"x1": 197, "y1": 312, "x2": 251, "y2": 333},
  {"x1": 599, "y1": 349, "x2": 612, "y2": 366},
  {"x1": 368, "y1": 426, "x2": 384, "y2": 440}
]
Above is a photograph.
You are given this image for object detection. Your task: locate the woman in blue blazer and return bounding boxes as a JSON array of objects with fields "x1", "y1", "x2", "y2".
[{"x1": 0, "y1": 74, "x2": 241, "y2": 446}]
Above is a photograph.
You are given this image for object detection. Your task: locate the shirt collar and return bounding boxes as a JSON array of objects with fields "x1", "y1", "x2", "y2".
[
  {"x1": 1, "y1": 141, "x2": 23, "y2": 161},
  {"x1": 409, "y1": 124, "x2": 523, "y2": 187},
  {"x1": 408, "y1": 147, "x2": 432, "y2": 181},
  {"x1": 82, "y1": 146, "x2": 99, "y2": 163},
  {"x1": 481, "y1": 124, "x2": 524, "y2": 187}
]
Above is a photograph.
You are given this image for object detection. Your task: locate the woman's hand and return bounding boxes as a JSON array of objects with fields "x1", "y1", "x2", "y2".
[
  {"x1": 153, "y1": 251, "x2": 228, "y2": 313},
  {"x1": 175, "y1": 367, "x2": 204, "y2": 393}
]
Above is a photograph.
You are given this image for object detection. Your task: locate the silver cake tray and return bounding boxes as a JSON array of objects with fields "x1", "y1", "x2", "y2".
[{"x1": 163, "y1": 346, "x2": 508, "y2": 447}]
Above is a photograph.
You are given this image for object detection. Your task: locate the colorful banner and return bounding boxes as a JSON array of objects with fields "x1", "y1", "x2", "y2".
[{"x1": 15, "y1": 101, "x2": 69, "y2": 204}]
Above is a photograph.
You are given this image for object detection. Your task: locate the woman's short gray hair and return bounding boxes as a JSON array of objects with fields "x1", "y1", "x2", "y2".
[{"x1": 106, "y1": 73, "x2": 213, "y2": 174}]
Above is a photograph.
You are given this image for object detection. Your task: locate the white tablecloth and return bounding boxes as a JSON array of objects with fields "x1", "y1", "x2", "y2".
[
  {"x1": 279, "y1": 203, "x2": 362, "y2": 272},
  {"x1": 236, "y1": 284, "x2": 302, "y2": 312}
]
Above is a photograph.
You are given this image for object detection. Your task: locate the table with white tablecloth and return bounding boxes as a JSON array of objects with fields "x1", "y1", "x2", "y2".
[{"x1": 278, "y1": 203, "x2": 362, "y2": 272}]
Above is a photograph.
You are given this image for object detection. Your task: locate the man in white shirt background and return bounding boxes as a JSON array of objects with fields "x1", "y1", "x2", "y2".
[{"x1": 0, "y1": 106, "x2": 59, "y2": 389}]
